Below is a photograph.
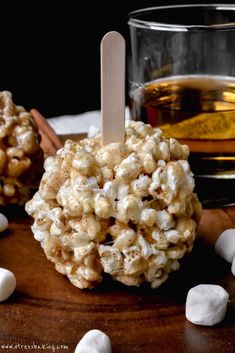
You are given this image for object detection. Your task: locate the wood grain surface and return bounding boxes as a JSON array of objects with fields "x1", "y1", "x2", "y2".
[{"x1": 0, "y1": 206, "x2": 234, "y2": 353}]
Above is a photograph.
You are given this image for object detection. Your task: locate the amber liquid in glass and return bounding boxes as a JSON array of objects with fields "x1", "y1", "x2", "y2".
[
  {"x1": 129, "y1": 75, "x2": 235, "y2": 178},
  {"x1": 129, "y1": 75, "x2": 235, "y2": 205}
]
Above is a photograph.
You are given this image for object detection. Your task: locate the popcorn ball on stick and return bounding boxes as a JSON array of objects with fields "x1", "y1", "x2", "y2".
[
  {"x1": 26, "y1": 33, "x2": 201, "y2": 289},
  {"x1": 25, "y1": 121, "x2": 201, "y2": 289}
]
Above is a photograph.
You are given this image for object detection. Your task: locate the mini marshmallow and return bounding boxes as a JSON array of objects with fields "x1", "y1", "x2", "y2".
[
  {"x1": 0, "y1": 213, "x2": 8, "y2": 233},
  {"x1": 88, "y1": 125, "x2": 100, "y2": 138},
  {"x1": 232, "y1": 257, "x2": 235, "y2": 276},
  {"x1": 75, "y1": 329, "x2": 111, "y2": 353},
  {"x1": 0, "y1": 268, "x2": 16, "y2": 302},
  {"x1": 215, "y1": 229, "x2": 235, "y2": 263},
  {"x1": 185, "y1": 284, "x2": 229, "y2": 326}
]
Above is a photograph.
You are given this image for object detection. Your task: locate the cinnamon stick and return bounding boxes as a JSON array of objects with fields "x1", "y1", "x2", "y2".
[{"x1": 30, "y1": 109, "x2": 63, "y2": 156}]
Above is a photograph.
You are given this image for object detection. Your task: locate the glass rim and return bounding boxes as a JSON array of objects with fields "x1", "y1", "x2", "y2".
[{"x1": 128, "y1": 4, "x2": 235, "y2": 31}]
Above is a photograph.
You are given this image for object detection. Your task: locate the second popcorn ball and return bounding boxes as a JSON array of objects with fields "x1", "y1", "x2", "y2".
[
  {"x1": 0, "y1": 91, "x2": 43, "y2": 205},
  {"x1": 26, "y1": 121, "x2": 202, "y2": 289}
]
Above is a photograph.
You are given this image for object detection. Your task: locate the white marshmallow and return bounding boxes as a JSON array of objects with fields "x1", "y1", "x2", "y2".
[
  {"x1": 185, "y1": 284, "x2": 229, "y2": 326},
  {"x1": 75, "y1": 329, "x2": 111, "y2": 353},
  {"x1": 88, "y1": 125, "x2": 100, "y2": 138},
  {"x1": 215, "y1": 229, "x2": 235, "y2": 263},
  {"x1": 0, "y1": 213, "x2": 8, "y2": 232},
  {"x1": 0, "y1": 268, "x2": 16, "y2": 302},
  {"x1": 232, "y1": 257, "x2": 235, "y2": 276}
]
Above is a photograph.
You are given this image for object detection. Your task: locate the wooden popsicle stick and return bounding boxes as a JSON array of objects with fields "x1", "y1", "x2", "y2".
[{"x1": 101, "y1": 31, "x2": 125, "y2": 145}]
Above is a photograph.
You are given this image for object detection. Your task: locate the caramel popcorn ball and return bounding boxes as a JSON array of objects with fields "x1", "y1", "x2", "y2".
[
  {"x1": 26, "y1": 121, "x2": 202, "y2": 289},
  {"x1": 0, "y1": 91, "x2": 43, "y2": 205}
]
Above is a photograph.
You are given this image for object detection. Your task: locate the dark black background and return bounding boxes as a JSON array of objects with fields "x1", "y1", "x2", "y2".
[{"x1": 1, "y1": 1, "x2": 235, "y2": 118}]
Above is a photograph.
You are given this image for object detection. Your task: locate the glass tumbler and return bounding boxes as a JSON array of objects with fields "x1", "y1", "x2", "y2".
[{"x1": 128, "y1": 4, "x2": 235, "y2": 206}]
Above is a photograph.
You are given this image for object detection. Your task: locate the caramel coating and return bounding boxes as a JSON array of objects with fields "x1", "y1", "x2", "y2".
[{"x1": 26, "y1": 121, "x2": 201, "y2": 289}]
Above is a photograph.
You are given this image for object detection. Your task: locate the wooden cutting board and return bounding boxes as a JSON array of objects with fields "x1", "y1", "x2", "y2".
[{"x1": 0, "y1": 206, "x2": 234, "y2": 353}]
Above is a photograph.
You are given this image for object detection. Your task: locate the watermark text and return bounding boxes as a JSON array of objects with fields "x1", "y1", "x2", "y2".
[{"x1": 0, "y1": 343, "x2": 69, "y2": 352}]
